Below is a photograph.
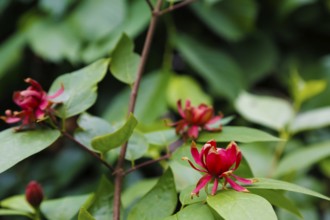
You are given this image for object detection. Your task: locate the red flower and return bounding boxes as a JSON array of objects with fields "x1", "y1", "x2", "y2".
[
  {"x1": 183, "y1": 140, "x2": 253, "y2": 197},
  {"x1": 1, "y1": 78, "x2": 63, "y2": 127},
  {"x1": 170, "y1": 100, "x2": 222, "y2": 139},
  {"x1": 25, "y1": 181, "x2": 44, "y2": 208}
]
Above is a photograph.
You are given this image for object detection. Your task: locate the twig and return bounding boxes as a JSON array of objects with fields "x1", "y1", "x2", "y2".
[
  {"x1": 113, "y1": 1, "x2": 163, "y2": 219},
  {"x1": 124, "y1": 154, "x2": 170, "y2": 175},
  {"x1": 157, "y1": 0, "x2": 197, "y2": 16},
  {"x1": 146, "y1": 0, "x2": 154, "y2": 11},
  {"x1": 61, "y1": 131, "x2": 114, "y2": 171}
]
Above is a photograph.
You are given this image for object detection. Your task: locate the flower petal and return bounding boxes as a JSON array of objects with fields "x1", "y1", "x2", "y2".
[
  {"x1": 25, "y1": 78, "x2": 43, "y2": 91},
  {"x1": 224, "y1": 176, "x2": 249, "y2": 192},
  {"x1": 205, "y1": 148, "x2": 223, "y2": 176},
  {"x1": 211, "y1": 177, "x2": 219, "y2": 195},
  {"x1": 231, "y1": 174, "x2": 254, "y2": 185},
  {"x1": 191, "y1": 141, "x2": 204, "y2": 167},
  {"x1": 192, "y1": 174, "x2": 212, "y2": 197},
  {"x1": 188, "y1": 125, "x2": 199, "y2": 139},
  {"x1": 47, "y1": 83, "x2": 64, "y2": 100},
  {"x1": 182, "y1": 157, "x2": 207, "y2": 173},
  {"x1": 177, "y1": 100, "x2": 185, "y2": 118}
]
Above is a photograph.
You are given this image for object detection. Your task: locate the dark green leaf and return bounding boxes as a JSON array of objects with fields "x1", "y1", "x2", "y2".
[
  {"x1": 127, "y1": 168, "x2": 177, "y2": 220},
  {"x1": 41, "y1": 194, "x2": 89, "y2": 220},
  {"x1": 110, "y1": 33, "x2": 140, "y2": 84},
  {"x1": 83, "y1": 176, "x2": 118, "y2": 220},
  {"x1": 235, "y1": 92, "x2": 294, "y2": 131},
  {"x1": 49, "y1": 58, "x2": 109, "y2": 118},
  {"x1": 78, "y1": 208, "x2": 96, "y2": 220},
  {"x1": 176, "y1": 34, "x2": 244, "y2": 100},
  {"x1": 274, "y1": 141, "x2": 330, "y2": 177},
  {"x1": 249, "y1": 189, "x2": 302, "y2": 218},
  {"x1": 91, "y1": 113, "x2": 138, "y2": 153},
  {"x1": 0, "y1": 128, "x2": 60, "y2": 174},
  {"x1": 207, "y1": 190, "x2": 277, "y2": 220},
  {"x1": 74, "y1": 113, "x2": 114, "y2": 151},
  {"x1": 191, "y1": 0, "x2": 257, "y2": 41},
  {"x1": 197, "y1": 126, "x2": 281, "y2": 143},
  {"x1": 247, "y1": 178, "x2": 330, "y2": 201}
]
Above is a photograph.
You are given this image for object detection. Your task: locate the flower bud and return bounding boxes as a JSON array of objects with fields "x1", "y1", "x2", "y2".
[{"x1": 25, "y1": 181, "x2": 44, "y2": 208}]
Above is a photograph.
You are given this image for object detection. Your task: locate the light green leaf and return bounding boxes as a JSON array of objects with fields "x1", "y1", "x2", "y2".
[
  {"x1": 175, "y1": 34, "x2": 244, "y2": 101},
  {"x1": 41, "y1": 195, "x2": 89, "y2": 220},
  {"x1": 274, "y1": 141, "x2": 330, "y2": 177},
  {"x1": 0, "y1": 33, "x2": 26, "y2": 80},
  {"x1": 91, "y1": 114, "x2": 138, "y2": 153},
  {"x1": 179, "y1": 185, "x2": 208, "y2": 206},
  {"x1": 49, "y1": 58, "x2": 109, "y2": 118},
  {"x1": 68, "y1": 0, "x2": 126, "y2": 41},
  {"x1": 110, "y1": 33, "x2": 140, "y2": 84},
  {"x1": 83, "y1": 176, "x2": 118, "y2": 220},
  {"x1": 127, "y1": 168, "x2": 177, "y2": 220},
  {"x1": 170, "y1": 161, "x2": 201, "y2": 191},
  {"x1": 122, "y1": 179, "x2": 157, "y2": 208},
  {"x1": 145, "y1": 129, "x2": 178, "y2": 146},
  {"x1": 39, "y1": 0, "x2": 74, "y2": 16},
  {"x1": 235, "y1": 91, "x2": 294, "y2": 131},
  {"x1": 207, "y1": 190, "x2": 277, "y2": 220},
  {"x1": 249, "y1": 189, "x2": 302, "y2": 218},
  {"x1": 78, "y1": 208, "x2": 96, "y2": 220},
  {"x1": 191, "y1": 0, "x2": 257, "y2": 41},
  {"x1": 165, "y1": 203, "x2": 215, "y2": 220},
  {"x1": 247, "y1": 178, "x2": 330, "y2": 201},
  {"x1": 0, "y1": 128, "x2": 60, "y2": 174},
  {"x1": 166, "y1": 75, "x2": 212, "y2": 110},
  {"x1": 289, "y1": 107, "x2": 330, "y2": 133},
  {"x1": 0, "y1": 195, "x2": 34, "y2": 213},
  {"x1": 74, "y1": 113, "x2": 114, "y2": 151},
  {"x1": 126, "y1": 130, "x2": 148, "y2": 161},
  {"x1": 0, "y1": 209, "x2": 32, "y2": 218},
  {"x1": 197, "y1": 126, "x2": 281, "y2": 143}
]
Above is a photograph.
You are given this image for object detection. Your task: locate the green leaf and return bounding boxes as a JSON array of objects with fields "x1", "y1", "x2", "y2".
[
  {"x1": 39, "y1": 0, "x2": 74, "y2": 17},
  {"x1": 277, "y1": 0, "x2": 316, "y2": 18},
  {"x1": 166, "y1": 75, "x2": 212, "y2": 110},
  {"x1": 83, "y1": 176, "x2": 118, "y2": 220},
  {"x1": 0, "y1": 128, "x2": 60, "y2": 174},
  {"x1": 126, "y1": 130, "x2": 148, "y2": 161},
  {"x1": 0, "y1": 33, "x2": 26, "y2": 80},
  {"x1": 175, "y1": 34, "x2": 244, "y2": 101},
  {"x1": 289, "y1": 107, "x2": 330, "y2": 133},
  {"x1": 110, "y1": 33, "x2": 140, "y2": 84},
  {"x1": 247, "y1": 178, "x2": 330, "y2": 201},
  {"x1": 41, "y1": 194, "x2": 89, "y2": 220},
  {"x1": 78, "y1": 208, "x2": 96, "y2": 220},
  {"x1": 197, "y1": 126, "x2": 281, "y2": 143},
  {"x1": 74, "y1": 113, "x2": 114, "y2": 151},
  {"x1": 165, "y1": 203, "x2": 215, "y2": 220},
  {"x1": 180, "y1": 185, "x2": 208, "y2": 206},
  {"x1": 249, "y1": 189, "x2": 302, "y2": 218},
  {"x1": 235, "y1": 91, "x2": 294, "y2": 131},
  {"x1": 207, "y1": 190, "x2": 277, "y2": 220},
  {"x1": 0, "y1": 209, "x2": 32, "y2": 218},
  {"x1": 170, "y1": 161, "x2": 201, "y2": 191},
  {"x1": 49, "y1": 58, "x2": 109, "y2": 118},
  {"x1": 274, "y1": 141, "x2": 330, "y2": 177},
  {"x1": 145, "y1": 129, "x2": 178, "y2": 146},
  {"x1": 191, "y1": 0, "x2": 257, "y2": 41},
  {"x1": 91, "y1": 113, "x2": 138, "y2": 153},
  {"x1": 127, "y1": 168, "x2": 177, "y2": 220},
  {"x1": 0, "y1": 195, "x2": 34, "y2": 213},
  {"x1": 122, "y1": 179, "x2": 157, "y2": 208},
  {"x1": 68, "y1": 0, "x2": 126, "y2": 41}
]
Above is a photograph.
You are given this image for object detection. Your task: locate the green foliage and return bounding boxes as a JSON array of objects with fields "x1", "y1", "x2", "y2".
[
  {"x1": 110, "y1": 33, "x2": 140, "y2": 85},
  {"x1": 49, "y1": 58, "x2": 110, "y2": 118},
  {"x1": 165, "y1": 203, "x2": 216, "y2": 220},
  {"x1": 207, "y1": 190, "x2": 277, "y2": 220},
  {"x1": 127, "y1": 168, "x2": 177, "y2": 220},
  {"x1": 91, "y1": 113, "x2": 138, "y2": 153},
  {"x1": 0, "y1": 129, "x2": 60, "y2": 174}
]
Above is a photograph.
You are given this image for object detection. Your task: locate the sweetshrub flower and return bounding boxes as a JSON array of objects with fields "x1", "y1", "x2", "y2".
[
  {"x1": 183, "y1": 139, "x2": 253, "y2": 197},
  {"x1": 25, "y1": 180, "x2": 44, "y2": 208},
  {"x1": 170, "y1": 100, "x2": 222, "y2": 139},
  {"x1": 1, "y1": 78, "x2": 64, "y2": 127}
]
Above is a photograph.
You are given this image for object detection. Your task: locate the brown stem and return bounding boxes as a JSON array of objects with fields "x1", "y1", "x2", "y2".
[
  {"x1": 146, "y1": 0, "x2": 154, "y2": 11},
  {"x1": 112, "y1": 1, "x2": 163, "y2": 219},
  {"x1": 61, "y1": 131, "x2": 114, "y2": 171},
  {"x1": 124, "y1": 154, "x2": 170, "y2": 175},
  {"x1": 157, "y1": 0, "x2": 197, "y2": 16}
]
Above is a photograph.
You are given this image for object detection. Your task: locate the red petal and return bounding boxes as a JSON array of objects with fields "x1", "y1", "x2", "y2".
[
  {"x1": 196, "y1": 107, "x2": 213, "y2": 125},
  {"x1": 188, "y1": 125, "x2": 199, "y2": 139},
  {"x1": 183, "y1": 158, "x2": 207, "y2": 173},
  {"x1": 211, "y1": 178, "x2": 219, "y2": 195},
  {"x1": 47, "y1": 83, "x2": 64, "y2": 99},
  {"x1": 192, "y1": 174, "x2": 212, "y2": 196},
  {"x1": 231, "y1": 174, "x2": 254, "y2": 184},
  {"x1": 233, "y1": 151, "x2": 242, "y2": 171},
  {"x1": 25, "y1": 78, "x2": 43, "y2": 91},
  {"x1": 191, "y1": 141, "x2": 203, "y2": 167},
  {"x1": 225, "y1": 177, "x2": 249, "y2": 192},
  {"x1": 205, "y1": 148, "x2": 223, "y2": 176}
]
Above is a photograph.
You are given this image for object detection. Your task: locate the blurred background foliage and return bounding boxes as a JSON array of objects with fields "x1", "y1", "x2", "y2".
[{"x1": 0, "y1": 0, "x2": 330, "y2": 219}]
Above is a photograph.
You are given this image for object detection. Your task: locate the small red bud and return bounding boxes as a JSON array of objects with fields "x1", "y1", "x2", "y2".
[{"x1": 25, "y1": 181, "x2": 44, "y2": 208}]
